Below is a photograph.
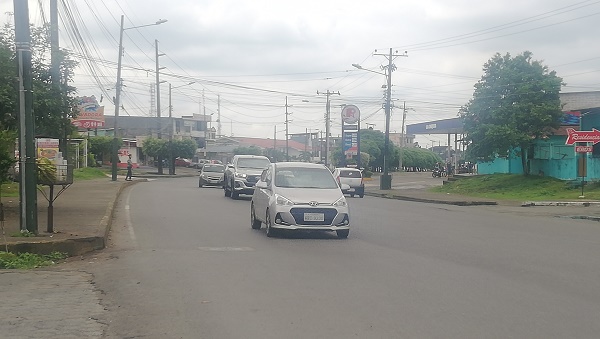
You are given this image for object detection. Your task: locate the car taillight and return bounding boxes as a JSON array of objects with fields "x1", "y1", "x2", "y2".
[{"x1": 337, "y1": 176, "x2": 341, "y2": 185}]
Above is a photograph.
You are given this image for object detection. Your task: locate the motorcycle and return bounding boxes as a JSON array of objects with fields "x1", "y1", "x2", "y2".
[{"x1": 432, "y1": 168, "x2": 446, "y2": 178}]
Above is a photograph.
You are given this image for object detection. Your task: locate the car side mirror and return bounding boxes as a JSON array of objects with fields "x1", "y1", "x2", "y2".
[
  {"x1": 340, "y1": 183, "x2": 350, "y2": 191},
  {"x1": 256, "y1": 181, "x2": 268, "y2": 189}
]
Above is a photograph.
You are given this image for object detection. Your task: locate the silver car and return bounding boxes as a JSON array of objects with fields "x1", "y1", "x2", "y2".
[
  {"x1": 198, "y1": 164, "x2": 225, "y2": 187},
  {"x1": 250, "y1": 162, "x2": 350, "y2": 238}
]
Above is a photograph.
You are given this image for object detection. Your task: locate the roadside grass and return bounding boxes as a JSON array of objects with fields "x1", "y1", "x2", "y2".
[
  {"x1": 431, "y1": 174, "x2": 600, "y2": 201},
  {"x1": 0, "y1": 251, "x2": 67, "y2": 269},
  {"x1": 73, "y1": 167, "x2": 109, "y2": 180},
  {"x1": 0, "y1": 182, "x2": 19, "y2": 197}
]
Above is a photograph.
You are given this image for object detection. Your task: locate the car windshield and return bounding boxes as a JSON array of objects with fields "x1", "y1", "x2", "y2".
[
  {"x1": 275, "y1": 167, "x2": 338, "y2": 189},
  {"x1": 339, "y1": 170, "x2": 361, "y2": 178},
  {"x1": 203, "y1": 165, "x2": 224, "y2": 172},
  {"x1": 237, "y1": 158, "x2": 270, "y2": 169}
]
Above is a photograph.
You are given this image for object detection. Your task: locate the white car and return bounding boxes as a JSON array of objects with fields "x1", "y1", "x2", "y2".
[
  {"x1": 250, "y1": 162, "x2": 350, "y2": 238},
  {"x1": 332, "y1": 167, "x2": 365, "y2": 198}
]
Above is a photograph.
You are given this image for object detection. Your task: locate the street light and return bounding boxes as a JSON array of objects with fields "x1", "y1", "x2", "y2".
[
  {"x1": 353, "y1": 49, "x2": 406, "y2": 189},
  {"x1": 167, "y1": 81, "x2": 194, "y2": 175},
  {"x1": 111, "y1": 15, "x2": 167, "y2": 181}
]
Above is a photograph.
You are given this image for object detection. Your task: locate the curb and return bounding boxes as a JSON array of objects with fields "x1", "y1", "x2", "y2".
[
  {"x1": 5, "y1": 179, "x2": 146, "y2": 256},
  {"x1": 364, "y1": 192, "x2": 498, "y2": 206},
  {"x1": 522, "y1": 201, "x2": 600, "y2": 207}
]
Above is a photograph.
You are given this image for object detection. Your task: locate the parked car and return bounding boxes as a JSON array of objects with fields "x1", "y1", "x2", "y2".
[
  {"x1": 174, "y1": 158, "x2": 192, "y2": 167},
  {"x1": 223, "y1": 155, "x2": 271, "y2": 199},
  {"x1": 332, "y1": 167, "x2": 364, "y2": 198},
  {"x1": 250, "y1": 162, "x2": 350, "y2": 238},
  {"x1": 198, "y1": 164, "x2": 225, "y2": 187}
]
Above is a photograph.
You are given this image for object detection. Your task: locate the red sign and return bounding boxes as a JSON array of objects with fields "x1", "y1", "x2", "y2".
[
  {"x1": 575, "y1": 145, "x2": 593, "y2": 153},
  {"x1": 565, "y1": 128, "x2": 600, "y2": 145}
]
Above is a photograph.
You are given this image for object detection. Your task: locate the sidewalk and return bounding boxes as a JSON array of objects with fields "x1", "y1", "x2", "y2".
[{"x1": 0, "y1": 166, "x2": 199, "y2": 256}]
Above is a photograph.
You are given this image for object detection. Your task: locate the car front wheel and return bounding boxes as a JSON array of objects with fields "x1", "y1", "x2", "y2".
[
  {"x1": 266, "y1": 210, "x2": 276, "y2": 237},
  {"x1": 251, "y1": 203, "x2": 261, "y2": 229}
]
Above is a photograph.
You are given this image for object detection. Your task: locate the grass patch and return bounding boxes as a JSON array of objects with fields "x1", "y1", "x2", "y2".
[
  {"x1": 73, "y1": 167, "x2": 110, "y2": 180},
  {"x1": 431, "y1": 174, "x2": 600, "y2": 201},
  {"x1": 11, "y1": 230, "x2": 36, "y2": 237},
  {"x1": 0, "y1": 251, "x2": 67, "y2": 269},
  {"x1": 0, "y1": 182, "x2": 19, "y2": 197}
]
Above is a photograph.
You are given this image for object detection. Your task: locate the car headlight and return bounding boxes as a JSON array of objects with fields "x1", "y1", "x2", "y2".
[
  {"x1": 333, "y1": 196, "x2": 347, "y2": 207},
  {"x1": 275, "y1": 194, "x2": 294, "y2": 206},
  {"x1": 201, "y1": 174, "x2": 207, "y2": 179},
  {"x1": 235, "y1": 172, "x2": 247, "y2": 178}
]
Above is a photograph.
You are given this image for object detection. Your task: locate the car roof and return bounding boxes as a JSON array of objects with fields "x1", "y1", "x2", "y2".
[
  {"x1": 335, "y1": 167, "x2": 361, "y2": 171},
  {"x1": 234, "y1": 155, "x2": 269, "y2": 159},
  {"x1": 274, "y1": 162, "x2": 328, "y2": 170}
]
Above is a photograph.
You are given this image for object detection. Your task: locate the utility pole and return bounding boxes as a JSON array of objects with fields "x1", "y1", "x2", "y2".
[
  {"x1": 373, "y1": 48, "x2": 407, "y2": 189},
  {"x1": 273, "y1": 125, "x2": 277, "y2": 161},
  {"x1": 155, "y1": 39, "x2": 165, "y2": 174},
  {"x1": 317, "y1": 90, "x2": 340, "y2": 168},
  {"x1": 14, "y1": 0, "x2": 38, "y2": 233},
  {"x1": 112, "y1": 15, "x2": 125, "y2": 181},
  {"x1": 50, "y1": 0, "x2": 68, "y2": 159},
  {"x1": 168, "y1": 83, "x2": 174, "y2": 175},
  {"x1": 399, "y1": 101, "x2": 407, "y2": 171},
  {"x1": 285, "y1": 96, "x2": 291, "y2": 162},
  {"x1": 217, "y1": 94, "x2": 221, "y2": 137}
]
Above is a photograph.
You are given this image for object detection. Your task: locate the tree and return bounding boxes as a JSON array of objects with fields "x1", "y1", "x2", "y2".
[
  {"x1": 398, "y1": 147, "x2": 442, "y2": 170},
  {"x1": 88, "y1": 136, "x2": 117, "y2": 165},
  {"x1": 143, "y1": 137, "x2": 197, "y2": 163},
  {"x1": 459, "y1": 51, "x2": 563, "y2": 175},
  {"x1": 171, "y1": 139, "x2": 197, "y2": 159},
  {"x1": 0, "y1": 24, "x2": 79, "y2": 180},
  {"x1": 142, "y1": 138, "x2": 169, "y2": 160},
  {"x1": 359, "y1": 129, "x2": 399, "y2": 171}
]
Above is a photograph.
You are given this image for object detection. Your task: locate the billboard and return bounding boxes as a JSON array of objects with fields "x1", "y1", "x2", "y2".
[{"x1": 72, "y1": 96, "x2": 105, "y2": 128}]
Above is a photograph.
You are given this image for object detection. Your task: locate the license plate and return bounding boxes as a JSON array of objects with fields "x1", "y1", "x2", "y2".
[{"x1": 304, "y1": 213, "x2": 324, "y2": 222}]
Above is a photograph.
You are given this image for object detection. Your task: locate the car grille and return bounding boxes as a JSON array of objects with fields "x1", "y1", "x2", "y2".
[
  {"x1": 246, "y1": 175, "x2": 260, "y2": 185},
  {"x1": 289, "y1": 207, "x2": 338, "y2": 225}
]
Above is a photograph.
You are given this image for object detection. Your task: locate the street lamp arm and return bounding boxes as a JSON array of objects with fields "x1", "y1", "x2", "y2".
[
  {"x1": 123, "y1": 19, "x2": 168, "y2": 31},
  {"x1": 352, "y1": 63, "x2": 386, "y2": 76}
]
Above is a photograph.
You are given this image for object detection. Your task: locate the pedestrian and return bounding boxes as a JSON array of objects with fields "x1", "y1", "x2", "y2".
[{"x1": 125, "y1": 154, "x2": 133, "y2": 181}]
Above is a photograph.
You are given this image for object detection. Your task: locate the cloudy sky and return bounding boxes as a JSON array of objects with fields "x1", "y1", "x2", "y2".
[{"x1": 3, "y1": 0, "x2": 599, "y2": 147}]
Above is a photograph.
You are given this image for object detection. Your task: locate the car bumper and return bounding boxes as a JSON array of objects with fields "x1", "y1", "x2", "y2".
[
  {"x1": 233, "y1": 179, "x2": 257, "y2": 195},
  {"x1": 341, "y1": 186, "x2": 364, "y2": 194},
  {"x1": 269, "y1": 205, "x2": 350, "y2": 231}
]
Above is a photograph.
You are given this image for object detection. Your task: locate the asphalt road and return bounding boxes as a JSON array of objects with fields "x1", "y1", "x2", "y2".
[{"x1": 87, "y1": 177, "x2": 600, "y2": 338}]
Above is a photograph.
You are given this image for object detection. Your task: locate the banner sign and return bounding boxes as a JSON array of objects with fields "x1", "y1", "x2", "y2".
[
  {"x1": 343, "y1": 131, "x2": 358, "y2": 156},
  {"x1": 72, "y1": 96, "x2": 105, "y2": 128},
  {"x1": 37, "y1": 138, "x2": 60, "y2": 162},
  {"x1": 341, "y1": 105, "x2": 360, "y2": 124},
  {"x1": 565, "y1": 128, "x2": 600, "y2": 145},
  {"x1": 575, "y1": 145, "x2": 593, "y2": 153}
]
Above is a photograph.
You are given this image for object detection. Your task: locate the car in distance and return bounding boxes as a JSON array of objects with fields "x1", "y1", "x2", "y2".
[
  {"x1": 198, "y1": 163, "x2": 225, "y2": 187},
  {"x1": 332, "y1": 167, "x2": 364, "y2": 198},
  {"x1": 250, "y1": 162, "x2": 350, "y2": 238},
  {"x1": 223, "y1": 155, "x2": 271, "y2": 199}
]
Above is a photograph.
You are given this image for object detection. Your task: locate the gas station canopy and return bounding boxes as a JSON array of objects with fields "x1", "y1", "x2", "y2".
[{"x1": 406, "y1": 117, "x2": 463, "y2": 135}]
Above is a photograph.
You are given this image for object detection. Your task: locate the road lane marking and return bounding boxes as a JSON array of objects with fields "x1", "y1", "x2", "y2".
[
  {"x1": 125, "y1": 188, "x2": 138, "y2": 247},
  {"x1": 198, "y1": 247, "x2": 254, "y2": 252}
]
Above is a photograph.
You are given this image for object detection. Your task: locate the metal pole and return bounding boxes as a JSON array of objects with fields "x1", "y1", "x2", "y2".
[
  {"x1": 14, "y1": 0, "x2": 38, "y2": 233},
  {"x1": 112, "y1": 15, "x2": 124, "y2": 181},
  {"x1": 168, "y1": 83, "x2": 174, "y2": 175},
  {"x1": 285, "y1": 96, "x2": 289, "y2": 162},
  {"x1": 155, "y1": 39, "x2": 164, "y2": 174},
  {"x1": 381, "y1": 48, "x2": 393, "y2": 189}
]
